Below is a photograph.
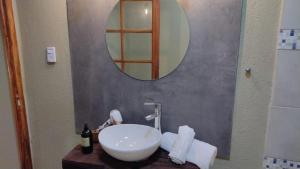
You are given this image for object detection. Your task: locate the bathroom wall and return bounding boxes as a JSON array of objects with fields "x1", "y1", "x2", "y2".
[
  {"x1": 213, "y1": 0, "x2": 281, "y2": 168},
  {"x1": 264, "y1": 0, "x2": 300, "y2": 163},
  {"x1": 13, "y1": 0, "x2": 281, "y2": 169},
  {"x1": 13, "y1": 1, "x2": 79, "y2": 169},
  {"x1": 0, "y1": 19, "x2": 21, "y2": 169},
  {"x1": 67, "y1": 0, "x2": 242, "y2": 158}
]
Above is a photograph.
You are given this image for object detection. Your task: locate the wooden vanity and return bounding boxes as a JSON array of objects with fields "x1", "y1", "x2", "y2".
[{"x1": 62, "y1": 144, "x2": 199, "y2": 169}]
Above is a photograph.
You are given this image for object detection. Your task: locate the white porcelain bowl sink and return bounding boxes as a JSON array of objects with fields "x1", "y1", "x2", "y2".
[{"x1": 98, "y1": 124, "x2": 162, "y2": 162}]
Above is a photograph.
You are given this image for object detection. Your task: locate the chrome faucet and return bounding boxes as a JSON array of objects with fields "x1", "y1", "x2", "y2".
[{"x1": 144, "y1": 102, "x2": 161, "y2": 133}]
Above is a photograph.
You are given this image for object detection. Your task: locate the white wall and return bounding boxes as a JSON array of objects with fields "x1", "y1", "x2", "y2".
[
  {"x1": 213, "y1": 0, "x2": 281, "y2": 168},
  {"x1": 13, "y1": 1, "x2": 79, "y2": 169},
  {"x1": 0, "y1": 20, "x2": 21, "y2": 169},
  {"x1": 13, "y1": 0, "x2": 281, "y2": 169},
  {"x1": 265, "y1": 0, "x2": 300, "y2": 162}
]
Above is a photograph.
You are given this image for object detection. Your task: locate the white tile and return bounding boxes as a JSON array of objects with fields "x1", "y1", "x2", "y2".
[
  {"x1": 263, "y1": 156, "x2": 300, "y2": 169},
  {"x1": 281, "y1": 0, "x2": 300, "y2": 28},
  {"x1": 272, "y1": 50, "x2": 300, "y2": 108},
  {"x1": 265, "y1": 107, "x2": 300, "y2": 161},
  {"x1": 278, "y1": 29, "x2": 300, "y2": 50}
]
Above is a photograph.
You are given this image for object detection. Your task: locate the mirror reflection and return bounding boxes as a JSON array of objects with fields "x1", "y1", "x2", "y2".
[{"x1": 106, "y1": 0, "x2": 190, "y2": 80}]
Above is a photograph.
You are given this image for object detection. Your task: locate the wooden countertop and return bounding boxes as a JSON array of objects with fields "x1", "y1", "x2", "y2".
[{"x1": 62, "y1": 144, "x2": 199, "y2": 169}]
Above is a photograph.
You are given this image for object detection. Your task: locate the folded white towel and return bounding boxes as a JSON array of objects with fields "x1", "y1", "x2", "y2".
[
  {"x1": 161, "y1": 132, "x2": 217, "y2": 169},
  {"x1": 169, "y1": 126, "x2": 195, "y2": 164}
]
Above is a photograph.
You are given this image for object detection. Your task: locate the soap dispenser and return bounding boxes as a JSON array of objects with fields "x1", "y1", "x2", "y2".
[{"x1": 81, "y1": 123, "x2": 93, "y2": 154}]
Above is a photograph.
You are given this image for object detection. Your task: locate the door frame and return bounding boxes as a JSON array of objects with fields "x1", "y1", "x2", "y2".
[{"x1": 0, "y1": 0, "x2": 33, "y2": 169}]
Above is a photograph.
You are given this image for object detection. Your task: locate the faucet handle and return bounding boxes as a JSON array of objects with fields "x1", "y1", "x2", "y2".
[
  {"x1": 144, "y1": 102, "x2": 161, "y2": 107},
  {"x1": 144, "y1": 102, "x2": 155, "y2": 106},
  {"x1": 144, "y1": 102, "x2": 161, "y2": 112}
]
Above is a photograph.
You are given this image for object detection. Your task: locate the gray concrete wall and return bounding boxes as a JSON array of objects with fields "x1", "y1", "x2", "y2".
[{"x1": 67, "y1": 0, "x2": 242, "y2": 158}]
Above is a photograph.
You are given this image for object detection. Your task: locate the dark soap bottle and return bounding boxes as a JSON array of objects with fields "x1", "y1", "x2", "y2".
[{"x1": 81, "y1": 123, "x2": 93, "y2": 154}]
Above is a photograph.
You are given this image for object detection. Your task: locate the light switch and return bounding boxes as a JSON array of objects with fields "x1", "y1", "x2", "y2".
[{"x1": 46, "y1": 47, "x2": 56, "y2": 63}]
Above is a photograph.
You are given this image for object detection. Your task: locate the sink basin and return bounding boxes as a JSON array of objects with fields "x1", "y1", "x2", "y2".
[{"x1": 98, "y1": 124, "x2": 162, "y2": 162}]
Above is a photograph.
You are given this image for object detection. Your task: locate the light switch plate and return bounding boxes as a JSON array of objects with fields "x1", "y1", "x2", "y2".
[{"x1": 46, "y1": 47, "x2": 56, "y2": 63}]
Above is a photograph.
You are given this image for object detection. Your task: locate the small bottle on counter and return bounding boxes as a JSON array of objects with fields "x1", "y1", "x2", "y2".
[{"x1": 81, "y1": 123, "x2": 93, "y2": 154}]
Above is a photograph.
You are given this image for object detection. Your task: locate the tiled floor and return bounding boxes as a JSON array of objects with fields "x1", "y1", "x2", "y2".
[{"x1": 263, "y1": 157, "x2": 300, "y2": 169}]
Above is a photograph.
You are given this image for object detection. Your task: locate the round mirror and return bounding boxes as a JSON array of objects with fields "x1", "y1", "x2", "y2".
[{"x1": 106, "y1": 0, "x2": 190, "y2": 80}]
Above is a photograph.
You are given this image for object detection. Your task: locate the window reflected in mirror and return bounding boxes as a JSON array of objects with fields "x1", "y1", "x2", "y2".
[{"x1": 106, "y1": 0, "x2": 189, "y2": 80}]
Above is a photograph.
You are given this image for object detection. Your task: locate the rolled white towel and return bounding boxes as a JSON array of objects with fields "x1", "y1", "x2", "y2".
[
  {"x1": 161, "y1": 132, "x2": 217, "y2": 169},
  {"x1": 168, "y1": 126, "x2": 195, "y2": 164}
]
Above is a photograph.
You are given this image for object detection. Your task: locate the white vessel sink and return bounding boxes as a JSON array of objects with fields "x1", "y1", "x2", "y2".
[{"x1": 98, "y1": 124, "x2": 162, "y2": 162}]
